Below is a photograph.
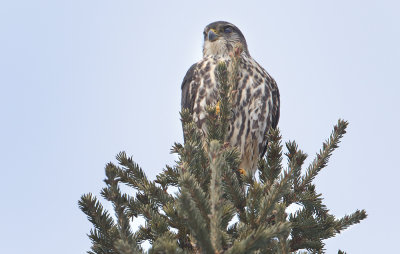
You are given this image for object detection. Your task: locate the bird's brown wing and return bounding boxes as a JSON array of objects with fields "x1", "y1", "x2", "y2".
[
  {"x1": 181, "y1": 63, "x2": 198, "y2": 142},
  {"x1": 271, "y1": 80, "x2": 280, "y2": 130},
  {"x1": 181, "y1": 63, "x2": 197, "y2": 111},
  {"x1": 260, "y1": 79, "x2": 280, "y2": 158}
]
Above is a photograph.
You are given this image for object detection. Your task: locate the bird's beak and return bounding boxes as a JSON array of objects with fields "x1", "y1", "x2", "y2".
[{"x1": 208, "y1": 29, "x2": 219, "y2": 42}]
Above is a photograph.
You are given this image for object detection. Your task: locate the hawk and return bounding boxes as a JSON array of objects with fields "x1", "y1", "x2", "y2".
[{"x1": 181, "y1": 21, "x2": 280, "y2": 174}]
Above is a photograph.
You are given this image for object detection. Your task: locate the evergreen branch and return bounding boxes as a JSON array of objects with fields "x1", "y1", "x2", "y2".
[
  {"x1": 177, "y1": 186, "x2": 214, "y2": 254},
  {"x1": 125, "y1": 192, "x2": 157, "y2": 221},
  {"x1": 163, "y1": 202, "x2": 194, "y2": 250},
  {"x1": 220, "y1": 203, "x2": 236, "y2": 232},
  {"x1": 285, "y1": 141, "x2": 307, "y2": 191},
  {"x1": 128, "y1": 200, "x2": 171, "y2": 243},
  {"x1": 87, "y1": 229, "x2": 118, "y2": 254},
  {"x1": 116, "y1": 152, "x2": 174, "y2": 210},
  {"x1": 179, "y1": 123, "x2": 210, "y2": 193},
  {"x1": 114, "y1": 239, "x2": 143, "y2": 254},
  {"x1": 205, "y1": 105, "x2": 222, "y2": 143},
  {"x1": 259, "y1": 128, "x2": 283, "y2": 184},
  {"x1": 134, "y1": 225, "x2": 152, "y2": 243},
  {"x1": 246, "y1": 181, "x2": 264, "y2": 228},
  {"x1": 219, "y1": 204, "x2": 236, "y2": 249},
  {"x1": 80, "y1": 114, "x2": 366, "y2": 253},
  {"x1": 209, "y1": 141, "x2": 225, "y2": 252},
  {"x1": 297, "y1": 185, "x2": 329, "y2": 217},
  {"x1": 149, "y1": 232, "x2": 184, "y2": 254},
  {"x1": 222, "y1": 169, "x2": 246, "y2": 222},
  {"x1": 171, "y1": 142, "x2": 184, "y2": 155},
  {"x1": 299, "y1": 119, "x2": 348, "y2": 190},
  {"x1": 147, "y1": 205, "x2": 171, "y2": 239},
  {"x1": 289, "y1": 208, "x2": 339, "y2": 251},
  {"x1": 334, "y1": 209, "x2": 367, "y2": 234},
  {"x1": 79, "y1": 193, "x2": 117, "y2": 236},
  {"x1": 227, "y1": 222, "x2": 239, "y2": 242},
  {"x1": 101, "y1": 163, "x2": 142, "y2": 252},
  {"x1": 257, "y1": 168, "x2": 292, "y2": 226},
  {"x1": 156, "y1": 165, "x2": 180, "y2": 188},
  {"x1": 180, "y1": 108, "x2": 193, "y2": 126},
  {"x1": 207, "y1": 52, "x2": 239, "y2": 142},
  {"x1": 215, "y1": 61, "x2": 232, "y2": 140},
  {"x1": 137, "y1": 180, "x2": 174, "y2": 208},
  {"x1": 78, "y1": 193, "x2": 119, "y2": 253},
  {"x1": 116, "y1": 152, "x2": 149, "y2": 189},
  {"x1": 179, "y1": 109, "x2": 204, "y2": 148},
  {"x1": 275, "y1": 203, "x2": 290, "y2": 254},
  {"x1": 225, "y1": 222, "x2": 291, "y2": 254},
  {"x1": 219, "y1": 147, "x2": 246, "y2": 222},
  {"x1": 179, "y1": 172, "x2": 210, "y2": 226},
  {"x1": 163, "y1": 202, "x2": 184, "y2": 232},
  {"x1": 222, "y1": 147, "x2": 241, "y2": 170}
]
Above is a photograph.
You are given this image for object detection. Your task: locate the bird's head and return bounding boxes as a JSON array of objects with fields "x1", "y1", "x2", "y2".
[{"x1": 202, "y1": 21, "x2": 249, "y2": 58}]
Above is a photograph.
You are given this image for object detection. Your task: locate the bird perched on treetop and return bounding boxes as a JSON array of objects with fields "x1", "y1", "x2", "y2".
[{"x1": 181, "y1": 21, "x2": 280, "y2": 175}]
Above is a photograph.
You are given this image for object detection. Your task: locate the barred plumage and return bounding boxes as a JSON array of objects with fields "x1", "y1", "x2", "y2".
[{"x1": 181, "y1": 21, "x2": 280, "y2": 174}]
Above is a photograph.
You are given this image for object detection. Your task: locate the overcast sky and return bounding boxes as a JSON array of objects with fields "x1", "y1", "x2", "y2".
[{"x1": 1, "y1": 1, "x2": 399, "y2": 253}]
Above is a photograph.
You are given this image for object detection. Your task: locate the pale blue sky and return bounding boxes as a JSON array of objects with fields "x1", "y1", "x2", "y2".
[{"x1": 0, "y1": 1, "x2": 399, "y2": 253}]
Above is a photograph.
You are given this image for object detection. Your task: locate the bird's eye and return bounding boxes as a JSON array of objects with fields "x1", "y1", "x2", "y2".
[{"x1": 224, "y1": 27, "x2": 232, "y2": 33}]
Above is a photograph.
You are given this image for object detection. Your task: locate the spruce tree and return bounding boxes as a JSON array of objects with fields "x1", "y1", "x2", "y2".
[{"x1": 79, "y1": 52, "x2": 366, "y2": 253}]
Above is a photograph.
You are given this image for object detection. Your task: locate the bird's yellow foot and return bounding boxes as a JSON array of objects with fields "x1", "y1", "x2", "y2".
[
  {"x1": 215, "y1": 101, "x2": 221, "y2": 115},
  {"x1": 238, "y1": 168, "x2": 246, "y2": 175}
]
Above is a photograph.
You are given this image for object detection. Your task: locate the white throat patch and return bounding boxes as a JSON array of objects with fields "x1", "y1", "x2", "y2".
[{"x1": 203, "y1": 39, "x2": 229, "y2": 58}]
